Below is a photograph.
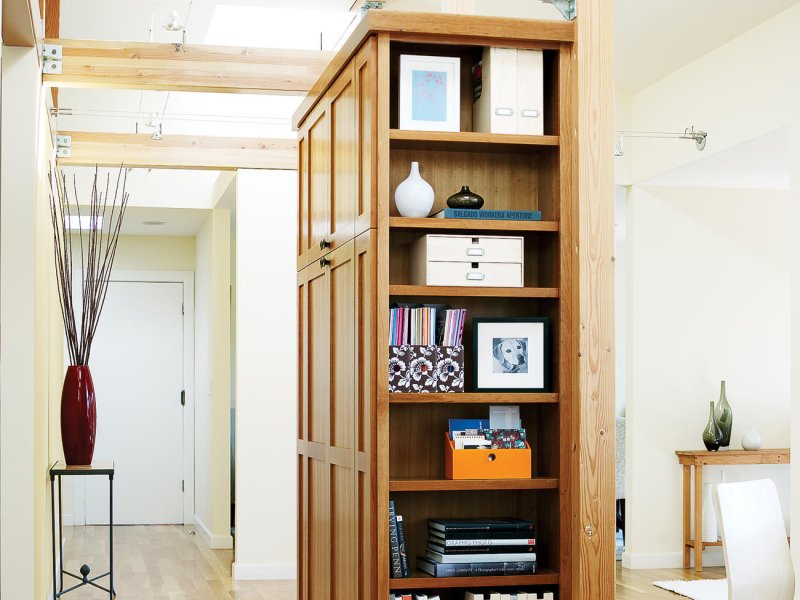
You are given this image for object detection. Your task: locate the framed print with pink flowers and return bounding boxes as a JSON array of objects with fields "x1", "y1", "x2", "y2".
[{"x1": 399, "y1": 54, "x2": 461, "y2": 132}]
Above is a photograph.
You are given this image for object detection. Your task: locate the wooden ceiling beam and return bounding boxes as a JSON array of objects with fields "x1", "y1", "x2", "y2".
[
  {"x1": 3, "y1": 0, "x2": 42, "y2": 47},
  {"x1": 43, "y1": 38, "x2": 335, "y2": 95},
  {"x1": 57, "y1": 132, "x2": 297, "y2": 171},
  {"x1": 45, "y1": 0, "x2": 60, "y2": 107}
]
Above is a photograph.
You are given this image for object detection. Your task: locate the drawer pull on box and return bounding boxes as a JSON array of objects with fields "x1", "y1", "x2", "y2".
[
  {"x1": 466, "y1": 272, "x2": 485, "y2": 281},
  {"x1": 466, "y1": 247, "x2": 485, "y2": 257},
  {"x1": 488, "y1": 453, "x2": 497, "y2": 462},
  {"x1": 521, "y1": 109, "x2": 541, "y2": 118},
  {"x1": 495, "y1": 107, "x2": 514, "y2": 117}
]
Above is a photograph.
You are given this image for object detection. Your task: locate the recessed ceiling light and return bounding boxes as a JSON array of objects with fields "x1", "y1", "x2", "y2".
[
  {"x1": 65, "y1": 215, "x2": 103, "y2": 230},
  {"x1": 143, "y1": 220, "x2": 166, "y2": 226}
]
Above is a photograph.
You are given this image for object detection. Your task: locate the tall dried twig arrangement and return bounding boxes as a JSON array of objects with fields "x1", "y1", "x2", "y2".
[{"x1": 49, "y1": 166, "x2": 130, "y2": 366}]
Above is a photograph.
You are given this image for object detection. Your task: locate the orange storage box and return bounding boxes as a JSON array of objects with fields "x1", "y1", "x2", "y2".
[{"x1": 444, "y1": 433, "x2": 532, "y2": 480}]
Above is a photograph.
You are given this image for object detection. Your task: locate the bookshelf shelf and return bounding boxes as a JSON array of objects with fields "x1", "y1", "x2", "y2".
[
  {"x1": 389, "y1": 570, "x2": 559, "y2": 590},
  {"x1": 389, "y1": 285, "x2": 559, "y2": 299},
  {"x1": 389, "y1": 129, "x2": 560, "y2": 152},
  {"x1": 389, "y1": 477, "x2": 559, "y2": 492},
  {"x1": 389, "y1": 216, "x2": 560, "y2": 233},
  {"x1": 389, "y1": 392, "x2": 559, "y2": 404}
]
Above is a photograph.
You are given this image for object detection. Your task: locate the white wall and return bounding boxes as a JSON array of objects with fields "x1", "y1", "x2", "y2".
[
  {"x1": 233, "y1": 169, "x2": 298, "y2": 580},
  {"x1": 111, "y1": 235, "x2": 196, "y2": 271},
  {"x1": 623, "y1": 186, "x2": 791, "y2": 569},
  {"x1": 194, "y1": 209, "x2": 233, "y2": 549},
  {"x1": 0, "y1": 46, "x2": 64, "y2": 599}
]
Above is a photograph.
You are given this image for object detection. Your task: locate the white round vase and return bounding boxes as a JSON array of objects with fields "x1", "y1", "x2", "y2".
[
  {"x1": 394, "y1": 161, "x2": 434, "y2": 218},
  {"x1": 741, "y1": 427, "x2": 762, "y2": 451}
]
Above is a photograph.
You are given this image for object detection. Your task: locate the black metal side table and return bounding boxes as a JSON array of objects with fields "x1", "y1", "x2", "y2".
[{"x1": 50, "y1": 460, "x2": 115, "y2": 598}]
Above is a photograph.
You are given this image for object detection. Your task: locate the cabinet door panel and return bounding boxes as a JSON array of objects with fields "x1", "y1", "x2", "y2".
[
  {"x1": 329, "y1": 64, "x2": 357, "y2": 249},
  {"x1": 308, "y1": 456, "x2": 329, "y2": 600},
  {"x1": 355, "y1": 38, "x2": 377, "y2": 234},
  {"x1": 307, "y1": 104, "x2": 330, "y2": 267},
  {"x1": 297, "y1": 131, "x2": 311, "y2": 268},
  {"x1": 354, "y1": 230, "x2": 376, "y2": 599},
  {"x1": 329, "y1": 242, "x2": 355, "y2": 449},
  {"x1": 305, "y1": 261, "x2": 329, "y2": 445}
]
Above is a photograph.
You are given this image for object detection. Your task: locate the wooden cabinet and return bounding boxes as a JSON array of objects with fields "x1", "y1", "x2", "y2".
[
  {"x1": 296, "y1": 12, "x2": 610, "y2": 600},
  {"x1": 297, "y1": 38, "x2": 377, "y2": 269}
]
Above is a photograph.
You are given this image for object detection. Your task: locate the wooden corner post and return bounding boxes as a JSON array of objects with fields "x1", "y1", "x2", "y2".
[{"x1": 574, "y1": 0, "x2": 616, "y2": 598}]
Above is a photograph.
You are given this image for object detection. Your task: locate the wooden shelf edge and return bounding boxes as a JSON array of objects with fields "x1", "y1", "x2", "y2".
[
  {"x1": 389, "y1": 217, "x2": 560, "y2": 233},
  {"x1": 389, "y1": 129, "x2": 560, "y2": 147},
  {"x1": 389, "y1": 392, "x2": 559, "y2": 404},
  {"x1": 389, "y1": 477, "x2": 559, "y2": 492},
  {"x1": 389, "y1": 570, "x2": 559, "y2": 590},
  {"x1": 389, "y1": 285, "x2": 559, "y2": 298}
]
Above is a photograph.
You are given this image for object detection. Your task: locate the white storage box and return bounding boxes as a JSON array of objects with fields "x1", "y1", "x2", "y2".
[
  {"x1": 410, "y1": 234, "x2": 524, "y2": 287},
  {"x1": 472, "y1": 47, "x2": 544, "y2": 135}
]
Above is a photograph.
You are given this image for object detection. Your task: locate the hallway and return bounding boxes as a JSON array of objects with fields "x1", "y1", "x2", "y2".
[{"x1": 62, "y1": 525, "x2": 295, "y2": 599}]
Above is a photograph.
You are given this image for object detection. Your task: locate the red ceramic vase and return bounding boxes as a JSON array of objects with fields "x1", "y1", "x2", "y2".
[{"x1": 61, "y1": 365, "x2": 96, "y2": 465}]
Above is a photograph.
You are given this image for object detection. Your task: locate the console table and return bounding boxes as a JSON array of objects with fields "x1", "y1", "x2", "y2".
[
  {"x1": 50, "y1": 461, "x2": 115, "y2": 598},
  {"x1": 675, "y1": 449, "x2": 790, "y2": 572}
]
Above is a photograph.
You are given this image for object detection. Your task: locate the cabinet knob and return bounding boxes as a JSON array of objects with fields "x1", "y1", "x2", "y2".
[
  {"x1": 319, "y1": 257, "x2": 331, "y2": 268},
  {"x1": 319, "y1": 239, "x2": 331, "y2": 250}
]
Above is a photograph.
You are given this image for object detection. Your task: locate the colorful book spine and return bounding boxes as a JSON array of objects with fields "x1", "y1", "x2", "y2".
[
  {"x1": 389, "y1": 501, "x2": 402, "y2": 578},
  {"x1": 416, "y1": 557, "x2": 535, "y2": 577},
  {"x1": 426, "y1": 549, "x2": 536, "y2": 564},
  {"x1": 429, "y1": 535, "x2": 536, "y2": 547},
  {"x1": 427, "y1": 542, "x2": 535, "y2": 554},
  {"x1": 396, "y1": 514, "x2": 410, "y2": 577},
  {"x1": 433, "y1": 208, "x2": 542, "y2": 221},
  {"x1": 429, "y1": 519, "x2": 535, "y2": 534}
]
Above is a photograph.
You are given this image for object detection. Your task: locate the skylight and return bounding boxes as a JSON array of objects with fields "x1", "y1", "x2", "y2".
[
  {"x1": 65, "y1": 215, "x2": 104, "y2": 231},
  {"x1": 204, "y1": 5, "x2": 356, "y2": 50}
]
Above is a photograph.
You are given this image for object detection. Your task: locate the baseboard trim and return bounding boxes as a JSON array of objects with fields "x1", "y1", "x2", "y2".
[
  {"x1": 193, "y1": 513, "x2": 233, "y2": 549},
  {"x1": 622, "y1": 548, "x2": 724, "y2": 570},
  {"x1": 232, "y1": 562, "x2": 296, "y2": 580}
]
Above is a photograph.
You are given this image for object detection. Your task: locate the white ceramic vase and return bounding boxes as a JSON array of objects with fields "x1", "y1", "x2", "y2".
[
  {"x1": 394, "y1": 161, "x2": 434, "y2": 218},
  {"x1": 741, "y1": 427, "x2": 762, "y2": 451},
  {"x1": 701, "y1": 482, "x2": 718, "y2": 543}
]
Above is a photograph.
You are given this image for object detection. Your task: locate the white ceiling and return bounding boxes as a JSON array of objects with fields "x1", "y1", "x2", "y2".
[
  {"x1": 641, "y1": 127, "x2": 790, "y2": 190},
  {"x1": 116, "y1": 207, "x2": 211, "y2": 235},
  {"x1": 615, "y1": 0, "x2": 798, "y2": 92}
]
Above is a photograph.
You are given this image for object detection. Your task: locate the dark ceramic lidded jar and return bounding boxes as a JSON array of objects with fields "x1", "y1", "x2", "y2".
[{"x1": 447, "y1": 186, "x2": 485, "y2": 210}]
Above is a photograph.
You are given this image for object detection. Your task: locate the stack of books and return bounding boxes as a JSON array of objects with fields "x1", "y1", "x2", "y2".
[
  {"x1": 389, "y1": 594, "x2": 441, "y2": 600},
  {"x1": 417, "y1": 518, "x2": 537, "y2": 578},
  {"x1": 465, "y1": 593, "x2": 554, "y2": 600},
  {"x1": 389, "y1": 500, "x2": 411, "y2": 578},
  {"x1": 432, "y1": 208, "x2": 542, "y2": 221}
]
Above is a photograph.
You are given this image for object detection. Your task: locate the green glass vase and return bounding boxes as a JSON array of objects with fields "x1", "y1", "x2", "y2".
[
  {"x1": 702, "y1": 401, "x2": 722, "y2": 451},
  {"x1": 714, "y1": 380, "x2": 733, "y2": 448}
]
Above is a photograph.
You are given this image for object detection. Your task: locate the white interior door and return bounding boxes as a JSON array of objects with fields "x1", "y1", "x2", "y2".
[{"x1": 84, "y1": 279, "x2": 185, "y2": 525}]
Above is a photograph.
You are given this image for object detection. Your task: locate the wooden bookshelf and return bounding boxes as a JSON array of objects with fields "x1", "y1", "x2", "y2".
[
  {"x1": 389, "y1": 570, "x2": 560, "y2": 590},
  {"x1": 390, "y1": 285, "x2": 559, "y2": 298},
  {"x1": 389, "y1": 128, "x2": 560, "y2": 152},
  {"x1": 389, "y1": 477, "x2": 559, "y2": 492},
  {"x1": 294, "y1": 11, "x2": 608, "y2": 600},
  {"x1": 389, "y1": 392, "x2": 559, "y2": 404},
  {"x1": 390, "y1": 216, "x2": 560, "y2": 233}
]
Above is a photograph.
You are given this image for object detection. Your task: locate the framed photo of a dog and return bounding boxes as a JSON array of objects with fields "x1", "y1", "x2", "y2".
[{"x1": 472, "y1": 317, "x2": 548, "y2": 392}]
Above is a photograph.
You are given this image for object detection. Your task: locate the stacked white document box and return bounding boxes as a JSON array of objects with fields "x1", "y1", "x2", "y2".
[{"x1": 473, "y1": 47, "x2": 544, "y2": 135}]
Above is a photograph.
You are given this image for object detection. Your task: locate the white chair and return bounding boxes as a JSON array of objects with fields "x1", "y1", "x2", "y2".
[{"x1": 713, "y1": 479, "x2": 794, "y2": 600}]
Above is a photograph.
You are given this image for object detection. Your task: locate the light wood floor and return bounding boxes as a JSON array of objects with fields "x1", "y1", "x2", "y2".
[
  {"x1": 615, "y1": 562, "x2": 726, "y2": 599},
  {"x1": 62, "y1": 525, "x2": 725, "y2": 599}
]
